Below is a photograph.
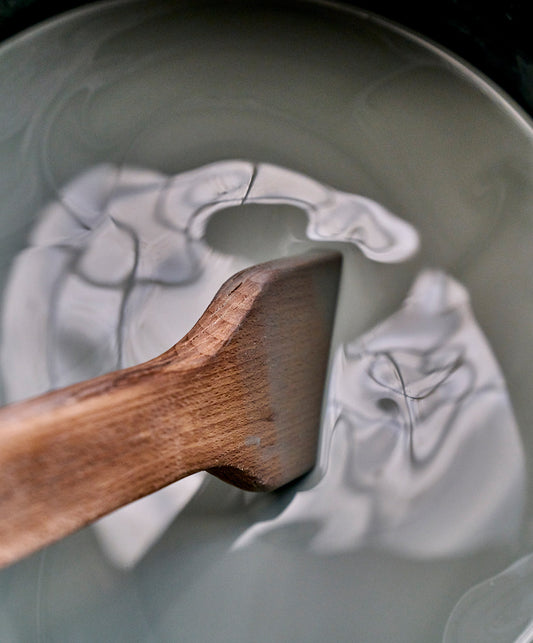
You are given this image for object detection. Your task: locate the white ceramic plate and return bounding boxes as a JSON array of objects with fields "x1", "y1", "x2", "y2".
[{"x1": 1, "y1": 2, "x2": 532, "y2": 641}]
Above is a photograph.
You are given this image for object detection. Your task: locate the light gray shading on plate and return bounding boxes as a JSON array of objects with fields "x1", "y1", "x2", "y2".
[{"x1": 443, "y1": 553, "x2": 533, "y2": 643}]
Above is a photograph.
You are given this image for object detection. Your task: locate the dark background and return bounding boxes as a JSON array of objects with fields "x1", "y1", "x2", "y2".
[{"x1": 1, "y1": 0, "x2": 532, "y2": 116}]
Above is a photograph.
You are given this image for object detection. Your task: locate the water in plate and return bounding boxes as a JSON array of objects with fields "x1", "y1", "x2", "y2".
[{"x1": 1, "y1": 1, "x2": 533, "y2": 641}]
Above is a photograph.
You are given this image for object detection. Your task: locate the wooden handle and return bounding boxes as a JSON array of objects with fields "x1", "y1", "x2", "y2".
[
  {"x1": 0, "y1": 354, "x2": 214, "y2": 566},
  {"x1": 0, "y1": 251, "x2": 342, "y2": 567}
]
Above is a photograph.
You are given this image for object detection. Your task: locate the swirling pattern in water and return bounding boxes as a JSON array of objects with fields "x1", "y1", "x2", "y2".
[
  {"x1": 0, "y1": 160, "x2": 419, "y2": 566},
  {"x1": 235, "y1": 270, "x2": 525, "y2": 558},
  {"x1": 1, "y1": 160, "x2": 418, "y2": 401}
]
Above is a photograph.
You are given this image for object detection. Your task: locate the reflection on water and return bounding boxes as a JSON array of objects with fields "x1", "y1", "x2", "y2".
[
  {"x1": 0, "y1": 157, "x2": 528, "y2": 637},
  {"x1": 0, "y1": 162, "x2": 525, "y2": 568},
  {"x1": 236, "y1": 270, "x2": 525, "y2": 557},
  {"x1": 0, "y1": 160, "x2": 419, "y2": 566},
  {"x1": 1, "y1": 160, "x2": 418, "y2": 401},
  {"x1": 0, "y1": 161, "x2": 525, "y2": 571},
  {"x1": 443, "y1": 553, "x2": 533, "y2": 643}
]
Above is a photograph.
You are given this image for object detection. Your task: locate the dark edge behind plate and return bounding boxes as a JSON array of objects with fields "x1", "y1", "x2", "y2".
[{"x1": 1, "y1": 0, "x2": 532, "y2": 116}]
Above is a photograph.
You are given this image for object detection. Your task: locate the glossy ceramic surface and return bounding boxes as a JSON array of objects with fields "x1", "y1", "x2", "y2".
[{"x1": 0, "y1": 1, "x2": 532, "y2": 641}]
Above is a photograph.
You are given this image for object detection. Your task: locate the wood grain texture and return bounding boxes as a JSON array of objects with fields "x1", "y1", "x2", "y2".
[{"x1": 0, "y1": 251, "x2": 342, "y2": 567}]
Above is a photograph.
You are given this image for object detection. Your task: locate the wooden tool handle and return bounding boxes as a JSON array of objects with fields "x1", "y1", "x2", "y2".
[
  {"x1": 0, "y1": 251, "x2": 342, "y2": 567},
  {"x1": 0, "y1": 353, "x2": 211, "y2": 566},
  {"x1": 0, "y1": 267, "x2": 260, "y2": 564}
]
